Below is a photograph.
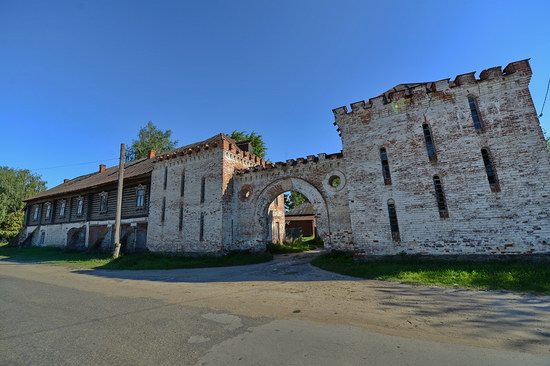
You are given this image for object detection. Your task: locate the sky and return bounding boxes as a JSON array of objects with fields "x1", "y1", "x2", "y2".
[{"x1": 1, "y1": 0, "x2": 549, "y2": 188}]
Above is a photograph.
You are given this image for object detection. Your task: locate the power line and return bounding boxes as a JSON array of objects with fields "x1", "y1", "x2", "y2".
[
  {"x1": 539, "y1": 77, "x2": 550, "y2": 117},
  {"x1": 28, "y1": 158, "x2": 119, "y2": 171}
]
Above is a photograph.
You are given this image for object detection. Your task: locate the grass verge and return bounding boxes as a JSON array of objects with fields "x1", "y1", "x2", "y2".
[
  {"x1": 311, "y1": 251, "x2": 550, "y2": 294},
  {"x1": 0, "y1": 244, "x2": 273, "y2": 270},
  {"x1": 267, "y1": 236, "x2": 324, "y2": 254}
]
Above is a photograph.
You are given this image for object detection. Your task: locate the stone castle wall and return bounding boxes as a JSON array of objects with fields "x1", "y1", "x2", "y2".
[{"x1": 334, "y1": 59, "x2": 550, "y2": 255}]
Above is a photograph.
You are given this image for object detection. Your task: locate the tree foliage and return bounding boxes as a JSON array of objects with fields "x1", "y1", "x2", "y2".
[
  {"x1": 0, "y1": 167, "x2": 47, "y2": 240},
  {"x1": 284, "y1": 191, "x2": 309, "y2": 211},
  {"x1": 229, "y1": 130, "x2": 267, "y2": 159},
  {"x1": 128, "y1": 121, "x2": 178, "y2": 160}
]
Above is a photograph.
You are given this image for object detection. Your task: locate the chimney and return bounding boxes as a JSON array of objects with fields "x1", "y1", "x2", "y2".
[
  {"x1": 99, "y1": 164, "x2": 106, "y2": 173},
  {"x1": 63, "y1": 178, "x2": 70, "y2": 183},
  {"x1": 147, "y1": 150, "x2": 156, "y2": 159},
  {"x1": 236, "y1": 141, "x2": 254, "y2": 155}
]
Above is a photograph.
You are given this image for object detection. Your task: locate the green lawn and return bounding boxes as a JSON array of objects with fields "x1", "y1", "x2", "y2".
[
  {"x1": 312, "y1": 251, "x2": 550, "y2": 294},
  {"x1": 0, "y1": 243, "x2": 273, "y2": 270},
  {"x1": 267, "y1": 236, "x2": 324, "y2": 254}
]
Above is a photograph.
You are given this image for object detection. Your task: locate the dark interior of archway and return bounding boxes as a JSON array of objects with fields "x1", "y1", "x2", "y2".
[{"x1": 265, "y1": 191, "x2": 321, "y2": 247}]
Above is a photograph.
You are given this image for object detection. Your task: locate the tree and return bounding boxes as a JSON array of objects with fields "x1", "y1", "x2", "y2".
[
  {"x1": 229, "y1": 130, "x2": 267, "y2": 159},
  {"x1": 128, "y1": 121, "x2": 178, "y2": 160},
  {"x1": 284, "y1": 191, "x2": 309, "y2": 211},
  {"x1": 0, "y1": 167, "x2": 47, "y2": 240}
]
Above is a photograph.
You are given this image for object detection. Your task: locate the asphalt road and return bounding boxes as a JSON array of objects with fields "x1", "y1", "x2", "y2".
[{"x1": 1, "y1": 256, "x2": 549, "y2": 365}]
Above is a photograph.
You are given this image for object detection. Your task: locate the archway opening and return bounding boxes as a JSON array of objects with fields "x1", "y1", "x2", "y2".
[{"x1": 265, "y1": 190, "x2": 324, "y2": 250}]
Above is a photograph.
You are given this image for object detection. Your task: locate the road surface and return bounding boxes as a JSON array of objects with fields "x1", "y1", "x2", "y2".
[{"x1": 1, "y1": 253, "x2": 549, "y2": 365}]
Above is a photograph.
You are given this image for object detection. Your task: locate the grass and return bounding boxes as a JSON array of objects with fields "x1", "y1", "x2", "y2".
[
  {"x1": 0, "y1": 243, "x2": 273, "y2": 270},
  {"x1": 312, "y1": 251, "x2": 550, "y2": 294},
  {"x1": 266, "y1": 236, "x2": 324, "y2": 254}
]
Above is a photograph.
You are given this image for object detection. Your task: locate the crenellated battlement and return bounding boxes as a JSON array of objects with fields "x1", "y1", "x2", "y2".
[
  {"x1": 154, "y1": 133, "x2": 267, "y2": 166},
  {"x1": 332, "y1": 59, "x2": 532, "y2": 126},
  {"x1": 234, "y1": 152, "x2": 343, "y2": 176}
]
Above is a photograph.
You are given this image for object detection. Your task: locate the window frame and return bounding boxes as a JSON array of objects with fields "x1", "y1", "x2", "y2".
[
  {"x1": 136, "y1": 185, "x2": 146, "y2": 208},
  {"x1": 76, "y1": 197, "x2": 84, "y2": 217},
  {"x1": 422, "y1": 123, "x2": 437, "y2": 162},
  {"x1": 379, "y1": 147, "x2": 392, "y2": 185},
  {"x1": 59, "y1": 200, "x2": 66, "y2": 218},
  {"x1": 468, "y1": 95, "x2": 484, "y2": 131},
  {"x1": 432, "y1": 175, "x2": 449, "y2": 219},
  {"x1": 387, "y1": 199, "x2": 400, "y2": 242},
  {"x1": 481, "y1": 148, "x2": 501, "y2": 192},
  {"x1": 44, "y1": 202, "x2": 51, "y2": 220},
  {"x1": 99, "y1": 192, "x2": 108, "y2": 214}
]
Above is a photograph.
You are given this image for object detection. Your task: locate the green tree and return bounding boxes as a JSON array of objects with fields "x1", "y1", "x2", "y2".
[
  {"x1": 128, "y1": 121, "x2": 178, "y2": 160},
  {"x1": 0, "y1": 167, "x2": 47, "y2": 240},
  {"x1": 229, "y1": 130, "x2": 267, "y2": 159},
  {"x1": 284, "y1": 191, "x2": 309, "y2": 211}
]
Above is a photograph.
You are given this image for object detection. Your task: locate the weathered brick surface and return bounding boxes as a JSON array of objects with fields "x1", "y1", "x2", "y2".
[
  {"x1": 334, "y1": 59, "x2": 550, "y2": 255},
  {"x1": 145, "y1": 59, "x2": 549, "y2": 256}
]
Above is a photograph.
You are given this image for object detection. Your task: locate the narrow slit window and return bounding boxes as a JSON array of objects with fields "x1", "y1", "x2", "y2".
[
  {"x1": 179, "y1": 204, "x2": 183, "y2": 232},
  {"x1": 468, "y1": 96, "x2": 483, "y2": 130},
  {"x1": 180, "y1": 170, "x2": 185, "y2": 197},
  {"x1": 161, "y1": 197, "x2": 166, "y2": 223},
  {"x1": 432, "y1": 175, "x2": 449, "y2": 218},
  {"x1": 163, "y1": 166, "x2": 168, "y2": 190},
  {"x1": 200, "y1": 177, "x2": 206, "y2": 203},
  {"x1": 387, "y1": 199, "x2": 400, "y2": 241},
  {"x1": 422, "y1": 124, "x2": 437, "y2": 161},
  {"x1": 33, "y1": 206, "x2": 39, "y2": 221},
  {"x1": 199, "y1": 213, "x2": 204, "y2": 241},
  {"x1": 481, "y1": 148, "x2": 500, "y2": 192},
  {"x1": 380, "y1": 148, "x2": 392, "y2": 185}
]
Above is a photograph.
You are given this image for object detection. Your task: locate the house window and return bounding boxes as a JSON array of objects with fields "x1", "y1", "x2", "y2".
[
  {"x1": 45, "y1": 202, "x2": 51, "y2": 220},
  {"x1": 180, "y1": 170, "x2": 185, "y2": 197},
  {"x1": 163, "y1": 166, "x2": 168, "y2": 190},
  {"x1": 161, "y1": 197, "x2": 166, "y2": 223},
  {"x1": 136, "y1": 186, "x2": 145, "y2": 207},
  {"x1": 59, "y1": 200, "x2": 66, "y2": 218},
  {"x1": 99, "y1": 192, "x2": 108, "y2": 213},
  {"x1": 380, "y1": 148, "x2": 392, "y2": 185},
  {"x1": 39, "y1": 231, "x2": 45, "y2": 245},
  {"x1": 76, "y1": 197, "x2": 84, "y2": 217},
  {"x1": 200, "y1": 177, "x2": 206, "y2": 203},
  {"x1": 33, "y1": 206, "x2": 39, "y2": 221},
  {"x1": 179, "y1": 204, "x2": 183, "y2": 232},
  {"x1": 481, "y1": 148, "x2": 500, "y2": 192},
  {"x1": 422, "y1": 123, "x2": 437, "y2": 162},
  {"x1": 387, "y1": 199, "x2": 400, "y2": 241},
  {"x1": 432, "y1": 175, "x2": 449, "y2": 218},
  {"x1": 199, "y1": 213, "x2": 204, "y2": 241},
  {"x1": 468, "y1": 95, "x2": 483, "y2": 130}
]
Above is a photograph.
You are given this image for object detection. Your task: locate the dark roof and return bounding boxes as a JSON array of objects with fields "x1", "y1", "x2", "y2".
[
  {"x1": 27, "y1": 157, "x2": 154, "y2": 202},
  {"x1": 286, "y1": 203, "x2": 315, "y2": 216}
]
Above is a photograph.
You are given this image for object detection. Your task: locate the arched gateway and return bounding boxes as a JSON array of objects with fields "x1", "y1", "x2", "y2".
[{"x1": 231, "y1": 153, "x2": 354, "y2": 252}]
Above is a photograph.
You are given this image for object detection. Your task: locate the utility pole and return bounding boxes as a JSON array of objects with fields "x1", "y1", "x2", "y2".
[{"x1": 112, "y1": 143, "x2": 125, "y2": 259}]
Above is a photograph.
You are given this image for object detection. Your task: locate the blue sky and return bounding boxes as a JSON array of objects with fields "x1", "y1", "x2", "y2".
[{"x1": 1, "y1": 0, "x2": 549, "y2": 188}]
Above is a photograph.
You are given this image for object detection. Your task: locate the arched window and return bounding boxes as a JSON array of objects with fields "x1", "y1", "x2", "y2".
[
  {"x1": 468, "y1": 95, "x2": 483, "y2": 130},
  {"x1": 432, "y1": 175, "x2": 449, "y2": 218},
  {"x1": 481, "y1": 148, "x2": 500, "y2": 192},
  {"x1": 380, "y1": 148, "x2": 392, "y2": 185},
  {"x1": 387, "y1": 199, "x2": 400, "y2": 241},
  {"x1": 422, "y1": 123, "x2": 437, "y2": 162}
]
